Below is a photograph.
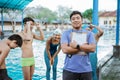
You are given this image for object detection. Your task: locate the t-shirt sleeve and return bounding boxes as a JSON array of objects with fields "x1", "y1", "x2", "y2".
[
  {"x1": 60, "y1": 31, "x2": 69, "y2": 44},
  {"x1": 87, "y1": 32, "x2": 96, "y2": 44}
]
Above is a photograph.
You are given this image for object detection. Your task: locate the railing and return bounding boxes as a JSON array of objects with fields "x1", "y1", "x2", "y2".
[{"x1": 0, "y1": 30, "x2": 13, "y2": 39}]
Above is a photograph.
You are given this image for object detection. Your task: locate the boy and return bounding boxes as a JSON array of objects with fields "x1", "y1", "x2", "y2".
[
  {"x1": 0, "y1": 34, "x2": 23, "y2": 80},
  {"x1": 18, "y1": 17, "x2": 44, "y2": 80}
]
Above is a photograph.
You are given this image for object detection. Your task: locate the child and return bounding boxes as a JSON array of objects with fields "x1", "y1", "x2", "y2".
[
  {"x1": 0, "y1": 34, "x2": 23, "y2": 80},
  {"x1": 18, "y1": 17, "x2": 44, "y2": 80},
  {"x1": 87, "y1": 24, "x2": 104, "y2": 80},
  {"x1": 44, "y1": 29, "x2": 61, "y2": 80}
]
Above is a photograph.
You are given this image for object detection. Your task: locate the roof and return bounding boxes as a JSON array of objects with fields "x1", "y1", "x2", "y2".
[
  {"x1": 99, "y1": 11, "x2": 116, "y2": 17},
  {"x1": 0, "y1": 0, "x2": 33, "y2": 10}
]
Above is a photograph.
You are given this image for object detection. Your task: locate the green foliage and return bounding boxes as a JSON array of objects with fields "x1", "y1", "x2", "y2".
[
  {"x1": 24, "y1": 6, "x2": 58, "y2": 23},
  {"x1": 24, "y1": 5, "x2": 72, "y2": 23},
  {"x1": 2, "y1": 6, "x2": 92, "y2": 24},
  {"x1": 82, "y1": 8, "x2": 93, "y2": 22}
]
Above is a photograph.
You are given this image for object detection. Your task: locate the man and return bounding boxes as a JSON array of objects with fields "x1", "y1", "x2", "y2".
[
  {"x1": 60, "y1": 11, "x2": 96, "y2": 80},
  {"x1": 18, "y1": 17, "x2": 44, "y2": 80},
  {"x1": 0, "y1": 34, "x2": 23, "y2": 80}
]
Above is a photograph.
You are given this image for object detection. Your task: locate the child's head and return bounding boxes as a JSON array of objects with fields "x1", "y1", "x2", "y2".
[
  {"x1": 23, "y1": 17, "x2": 35, "y2": 30},
  {"x1": 52, "y1": 29, "x2": 62, "y2": 41},
  {"x1": 8, "y1": 34, "x2": 23, "y2": 49},
  {"x1": 23, "y1": 17, "x2": 34, "y2": 24},
  {"x1": 53, "y1": 28, "x2": 62, "y2": 35}
]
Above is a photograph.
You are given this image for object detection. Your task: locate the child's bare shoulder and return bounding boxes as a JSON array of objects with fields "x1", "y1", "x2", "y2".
[{"x1": 0, "y1": 42, "x2": 10, "y2": 53}]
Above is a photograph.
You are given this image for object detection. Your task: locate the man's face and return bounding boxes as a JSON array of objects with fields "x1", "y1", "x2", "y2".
[{"x1": 71, "y1": 14, "x2": 82, "y2": 29}]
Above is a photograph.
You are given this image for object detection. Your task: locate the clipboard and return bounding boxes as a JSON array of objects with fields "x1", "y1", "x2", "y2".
[
  {"x1": 71, "y1": 32, "x2": 87, "y2": 45},
  {"x1": 71, "y1": 32, "x2": 88, "y2": 55}
]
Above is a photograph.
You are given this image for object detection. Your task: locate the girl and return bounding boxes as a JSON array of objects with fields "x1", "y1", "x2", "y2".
[{"x1": 44, "y1": 29, "x2": 61, "y2": 80}]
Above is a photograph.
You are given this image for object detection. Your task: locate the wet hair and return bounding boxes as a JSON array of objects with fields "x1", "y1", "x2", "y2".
[
  {"x1": 70, "y1": 11, "x2": 83, "y2": 20},
  {"x1": 8, "y1": 34, "x2": 23, "y2": 47},
  {"x1": 23, "y1": 17, "x2": 34, "y2": 24}
]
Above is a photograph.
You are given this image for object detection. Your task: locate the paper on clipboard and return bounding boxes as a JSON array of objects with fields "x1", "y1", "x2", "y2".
[{"x1": 71, "y1": 32, "x2": 87, "y2": 45}]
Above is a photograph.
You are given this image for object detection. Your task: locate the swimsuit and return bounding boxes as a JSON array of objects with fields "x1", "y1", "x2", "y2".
[
  {"x1": 21, "y1": 57, "x2": 35, "y2": 67},
  {"x1": 44, "y1": 43, "x2": 59, "y2": 80},
  {"x1": 0, "y1": 69, "x2": 12, "y2": 80}
]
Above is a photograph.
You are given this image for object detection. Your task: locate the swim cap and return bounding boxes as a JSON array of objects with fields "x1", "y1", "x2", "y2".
[{"x1": 53, "y1": 28, "x2": 62, "y2": 35}]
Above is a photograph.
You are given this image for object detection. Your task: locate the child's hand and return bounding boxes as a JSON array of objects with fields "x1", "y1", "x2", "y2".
[
  {"x1": 26, "y1": 22, "x2": 31, "y2": 30},
  {"x1": 89, "y1": 24, "x2": 95, "y2": 29},
  {"x1": 35, "y1": 23, "x2": 41, "y2": 29},
  {"x1": 50, "y1": 58, "x2": 54, "y2": 65},
  {"x1": 26, "y1": 22, "x2": 30, "y2": 27}
]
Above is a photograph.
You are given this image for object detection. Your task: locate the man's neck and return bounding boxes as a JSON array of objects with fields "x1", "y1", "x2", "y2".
[{"x1": 73, "y1": 27, "x2": 81, "y2": 30}]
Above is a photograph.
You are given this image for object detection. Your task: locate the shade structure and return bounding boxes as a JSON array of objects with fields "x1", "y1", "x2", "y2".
[{"x1": 0, "y1": 0, "x2": 33, "y2": 10}]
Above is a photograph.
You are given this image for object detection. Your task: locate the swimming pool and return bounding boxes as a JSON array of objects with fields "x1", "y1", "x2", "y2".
[
  {"x1": 5, "y1": 31, "x2": 113, "y2": 80},
  {"x1": 6, "y1": 39, "x2": 65, "y2": 80}
]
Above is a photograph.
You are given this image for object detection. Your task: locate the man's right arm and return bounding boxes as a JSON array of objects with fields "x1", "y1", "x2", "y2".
[
  {"x1": 61, "y1": 31, "x2": 80, "y2": 54},
  {"x1": 61, "y1": 43, "x2": 79, "y2": 54}
]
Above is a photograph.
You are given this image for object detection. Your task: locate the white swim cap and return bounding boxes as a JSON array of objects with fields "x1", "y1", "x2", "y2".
[{"x1": 53, "y1": 28, "x2": 62, "y2": 35}]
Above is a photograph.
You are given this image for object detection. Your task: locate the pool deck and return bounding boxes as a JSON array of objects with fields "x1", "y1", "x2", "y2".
[
  {"x1": 100, "y1": 57, "x2": 120, "y2": 80},
  {"x1": 97, "y1": 46, "x2": 120, "y2": 80}
]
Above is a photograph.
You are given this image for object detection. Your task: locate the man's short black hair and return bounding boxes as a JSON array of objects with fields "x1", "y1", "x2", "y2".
[
  {"x1": 70, "y1": 11, "x2": 83, "y2": 20},
  {"x1": 8, "y1": 34, "x2": 23, "y2": 47},
  {"x1": 23, "y1": 17, "x2": 35, "y2": 24}
]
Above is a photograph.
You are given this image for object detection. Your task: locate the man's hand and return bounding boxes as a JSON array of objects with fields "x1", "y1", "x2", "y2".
[{"x1": 70, "y1": 40, "x2": 77, "y2": 49}]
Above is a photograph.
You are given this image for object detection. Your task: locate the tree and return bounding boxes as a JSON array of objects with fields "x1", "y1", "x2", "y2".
[
  {"x1": 24, "y1": 6, "x2": 58, "y2": 23},
  {"x1": 82, "y1": 8, "x2": 93, "y2": 22},
  {"x1": 3, "y1": 9, "x2": 21, "y2": 32},
  {"x1": 56, "y1": 6, "x2": 72, "y2": 24}
]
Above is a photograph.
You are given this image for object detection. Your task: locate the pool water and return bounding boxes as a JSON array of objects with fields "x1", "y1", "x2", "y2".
[
  {"x1": 6, "y1": 39, "x2": 65, "y2": 80},
  {"x1": 5, "y1": 31, "x2": 113, "y2": 80}
]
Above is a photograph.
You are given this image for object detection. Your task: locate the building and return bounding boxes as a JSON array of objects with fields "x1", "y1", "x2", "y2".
[{"x1": 99, "y1": 11, "x2": 116, "y2": 29}]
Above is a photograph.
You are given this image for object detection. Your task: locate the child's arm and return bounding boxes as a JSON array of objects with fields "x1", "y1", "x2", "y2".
[
  {"x1": 89, "y1": 24, "x2": 104, "y2": 42},
  {"x1": 0, "y1": 49, "x2": 9, "y2": 66},
  {"x1": 53, "y1": 45, "x2": 61, "y2": 59},
  {"x1": 95, "y1": 26, "x2": 104, "y2": 39},
  {"x1": 50, "y1": 45, "x2": 61, "y2": 65},
  {"x1": 25, "y1": 22, "x2": 32, "y2": 41},
  {"x1": 46, "y1": 37, "x2": 52, "y2": 60},
  {"x1": 33, "y1": 23, "x2": 44, "y2": 40}
]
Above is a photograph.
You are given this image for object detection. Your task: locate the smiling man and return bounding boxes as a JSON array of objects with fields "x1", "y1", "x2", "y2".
[{"x1": 60, "y1": 11, "x2": 96, "y2": 80}]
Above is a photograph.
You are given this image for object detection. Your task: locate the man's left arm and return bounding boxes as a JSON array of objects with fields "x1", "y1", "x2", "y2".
[{"x1": 80, "y1": 32, "x2": 96, "y2": 52}]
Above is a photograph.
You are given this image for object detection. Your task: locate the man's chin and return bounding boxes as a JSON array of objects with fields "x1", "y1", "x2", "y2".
[{"x1": 74, "y1": 27, "x2": 81, "y2": 29}]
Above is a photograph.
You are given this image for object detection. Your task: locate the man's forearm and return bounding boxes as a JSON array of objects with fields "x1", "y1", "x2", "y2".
[
  {"x1": 62, "y1": 46, "x2": 80, "y2": 54},
  {"x1": 80, "y1": 44, "x2": 96, "y2": 52}
]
